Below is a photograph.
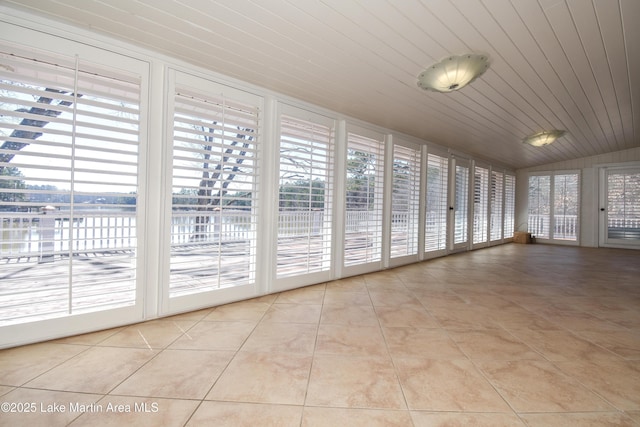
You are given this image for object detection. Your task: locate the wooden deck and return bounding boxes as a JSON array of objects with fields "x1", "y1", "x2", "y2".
[{"x1": 0, "y1": 232, "x2": 412, "y2": 325}]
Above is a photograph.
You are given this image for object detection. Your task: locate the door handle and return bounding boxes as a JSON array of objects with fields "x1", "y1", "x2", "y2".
[
  {"x1": 449, "y1": 206, "x2": 454, "y2": 210},
  {"x1": 600, "y1": 208, "x2": 605, "y2": 212}
]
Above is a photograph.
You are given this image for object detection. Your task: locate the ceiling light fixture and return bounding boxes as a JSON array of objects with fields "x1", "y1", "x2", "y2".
[
  {"x1": 417, "y1": 54, "x2": 490, "y2": 93},
  {"x1": 523, "y1": 130, "x2": 566, "y2": 147}
]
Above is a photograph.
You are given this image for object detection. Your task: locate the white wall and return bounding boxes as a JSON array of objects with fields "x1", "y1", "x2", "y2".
[{"x1": 515, "y1": 147, "x2": 640, "y2": 247}]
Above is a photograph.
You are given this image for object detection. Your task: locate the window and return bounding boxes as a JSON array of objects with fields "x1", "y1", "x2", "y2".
[
  {"x1": 425, "y1": 153, "x2": 448, "y2": 253},
  {"x1": 504, "y1": 174, "x2": 515, "y2": 238},
  {"x1": 390, "y1": 143, "x2": 420, "y2": 259},
  {"x1": 528, "y1": 172, "x2": 579, "y2": 242},
  {"x1": 528, "y1": 175, "x2": 551, "y2": 239},
  {"x1": 454, "y1": 163, "x2": 470, "y2": 245},
  {"x1": 0, "y1": 47, "x2": 141, "y2": 325},
  {"x1": 553, "y1": 173, "x2": 579, "y2": 240},
  {"x1": 170, "y1": 86, "x2": 259, "y2": 296},
  {"x1": 490, "y1": 171, "x2": 504, "y2": 241},
  {"x1": 344, "y1": 131, "x2": 384, "y2": 267},
  {"x1": 277, "y1": 113, "x2": 334, "y2": 278},
  {"x1": 473, "y1": 166, "x2": 489, "y2": 245}
]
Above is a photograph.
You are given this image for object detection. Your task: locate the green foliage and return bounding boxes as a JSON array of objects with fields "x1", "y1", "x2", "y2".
[{"x1": 0, "y1": 167, "x2": 26, "y2": 203}]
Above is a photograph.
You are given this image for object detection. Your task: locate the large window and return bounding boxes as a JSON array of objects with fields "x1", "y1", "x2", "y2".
[
  {"x1": 528, "y1": 172, "x2": 579, "y2": 242},
  {"x1": 553, "y1": 173, "x2": 579, "y2": 240},
  {"x1": 277, "y1": 113, "x2": 334, "y2": 278},
  {"x1": 0, "y1": 47, "x2": 141, "y2": 326},
  {"x1": 490, "y1": 171, "x2": 504, "y2": 242},
  {"x1": 504, "y1": 174, "x2": 515, "y2": 238},
  {"x1": 390, "y1": 143, "x2": 420, "y2": 260},
  {"x1": 473, "y1": 166, "x2": 489, "y2": 245},
  {"x1": 344, "y1": 131, "x2": 384, "y2": 267},
  {"x1": 425, "y1": 153, "x2": 448, "y2": 253},
  {"x1": 170, "y1": 85, "x2": 259, "y2": 296}
]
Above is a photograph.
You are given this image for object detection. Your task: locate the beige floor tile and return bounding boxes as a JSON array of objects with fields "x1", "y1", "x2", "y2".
[
  {"x1": 0, "y1": 388, "x2": 102, "y2": 427},
  {"x1": 0, "y1": 342, "x2": 87, "y2": 386},
  {"x1": 261, "y1": 303, "x2": 322, "y2": 324},
  {"x1": 382, "y1": 327, "x2": 466, "y2": 360},
  {"x1": 187, "y1": 401, "x2": 303, "y2": 427},
  {"x1": 626, "y1": 411, "x2": 640, "y2": 423},
  {"x1": 374, "y1": 305, "x2": 440, "y2": 328},
  {"x1": 447, "y1": 329, "x2": 542, "y2": 361},
  {"x1": 323, "y1": 290, "x2": 372, "y2": 306},
  {"x1": 510, "y1": 329, "x2": 621, "y2": 362},
  {"x1": 25, "y1": 346, "x2": 157, "y2": 394},
  {"x1": 0, "y1": 385, "x2": 14, "y2": 396},
  {"x1": 394, "y1": 357, "x2": 511, "y2": 412},
  {"x1": 477, "y1": 359, "x2": 614, "y2": 412},
  {"x1": 367, "y1": 289, "x2": 421, "y2": 307},
  {"x1": 553, "y1": 359, "x2": 640, "y2": 410},
  {"x1": 576, "y1": 330, "x2": 640, "y2": 360},
  {"x1": 306, "y1": 355, "x2": 406, "y2": 409},
  {"x1": 320, "y1": 304, "x2": 379, "y2": 326},
  {"x1": 69, "y1": 396, "x2": 199, "y2": 427},
  {"x1": 98, "y1": 320, "x2": 195, "y2": 349},
  {"x1": 206, "y1": 352, "x2": 312, "y2": 405},
  {"x1": 411, "y1": 411, "x2": 526, "y2": 427},
  {"x1": 315, "y1": 324, "x2": 388, "y2": 357},
  {"x1": 324, "y1": 277, "x2": 367, "y2": 292},
  {"x1": 302, "y1": 406, "x2": 413, "y2": 426},
  {"x1": 519, "y1": 412, "x2": 638, "y2": 427},
  {"x1": 429, "y1": 306, "x2": 503, "y2": 330},
  {"x1": 240, "y1": 322, "x2": 318, "y2": 354},
  {"x1": 203, "y1": 301, "x2": 271, "y2": 322},
  {"x1": 275, "y1": 287, "x2": 325, "y2": 304},
  {"x1": 168, "y1": 321, "x2": 255, "y2": 351},
  {"x1": 111, "y1": 349, "x2": 234, "y2": 399},
  {"x1": 542, "y1": 311, "x2": 622, "y2": 332}
]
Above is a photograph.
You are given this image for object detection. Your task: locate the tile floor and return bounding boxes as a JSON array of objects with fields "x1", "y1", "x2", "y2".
[{"x1": 1, "y1": 244, "x2": 639, "y2": 426}]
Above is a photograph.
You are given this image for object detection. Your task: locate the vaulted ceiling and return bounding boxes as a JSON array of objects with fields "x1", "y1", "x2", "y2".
[{"x1": 4, "y1": 0, "x2": 639, "y2": 169}]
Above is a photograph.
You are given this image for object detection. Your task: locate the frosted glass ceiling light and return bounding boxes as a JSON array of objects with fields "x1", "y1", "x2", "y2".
[
  {"x1": 523, "y1": 130, "x2": 566, "y2": 147},
  {"x1": 417, "y1": 54, "x2": 490, "y2": 92}
]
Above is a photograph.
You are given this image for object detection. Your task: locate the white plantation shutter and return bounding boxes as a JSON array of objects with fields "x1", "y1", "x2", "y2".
[
  {"x1": 277, "y1": 113, "x2": 334, "y2": 278},
  {"x1": 553, "y1": 173, "x2": 579, "y2": 240},
  {"x1": 504, "y1": 174, "x2": 515, "y2": 238},
  {"x1": 473, "y1": 166, "x2": 489, "y2": 244},
  {"x1": 0, "y1": 47, "x2": 141, "y2": 325},
  {"x1": 425, "y1": 153, "x2": 448, "y2": 252},
  {"x1": 490, "y1": 171, "x2": 504, "y2": 241},
  {"x1": 454, "y1": 163, "x2": 470, "y2": 244},
  {"x1": 344, "y1": 131, "x2": 384, "y2": 267},
  {"x1": 390, "y1": 143, "x2": 420, "y2": 258},
  {"x1": 170, "y1": 87, "x2": 259, "y2": 296}
]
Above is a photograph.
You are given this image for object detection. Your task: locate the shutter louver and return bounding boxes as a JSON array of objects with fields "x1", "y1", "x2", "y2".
[
  {"x1": 277, "y1": 114, "x2": 333, "y2": 278},
  {"x1": 491, "y1": 171, "x2": 504, "y2": 241},
  {"x1": 170, "y1": 88, "x2": 259, "y2": 296},
  {"x1": 344, "y1": 132, "x2": 384, "y2": 266},
  {"x1": 0, "y1": 49, "x2": 140, "y2": 325},
  {"x1": 504, "y1": 174, "x2": 515, "y2": 238},
  {"x1": 425, "y1": 153, "x2": 448, "y2": 252},
  {"x1": 391, "y1": 144, "x2": 420, "y2": 258},
  {"x1": 473, "y1": 167, "x2": 489, "y2": 244}
]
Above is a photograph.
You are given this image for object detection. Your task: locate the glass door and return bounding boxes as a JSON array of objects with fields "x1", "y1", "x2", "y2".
[
  {"x1": 450, "y1": 157, "x2": 470, "y2": 252},
  {"x1": 600, "y1": 166, "x2": 640, "y2": 248}
]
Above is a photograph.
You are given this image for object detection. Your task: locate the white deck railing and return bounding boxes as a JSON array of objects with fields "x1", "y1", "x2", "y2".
[{"x1": 5, "y1": 210, "x2": 637, "y2": 258}]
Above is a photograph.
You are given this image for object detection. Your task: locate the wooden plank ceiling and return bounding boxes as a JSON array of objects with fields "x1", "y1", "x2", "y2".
[{"x1": 3, "y1": 0, "x2": 639, "y2": 169}]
